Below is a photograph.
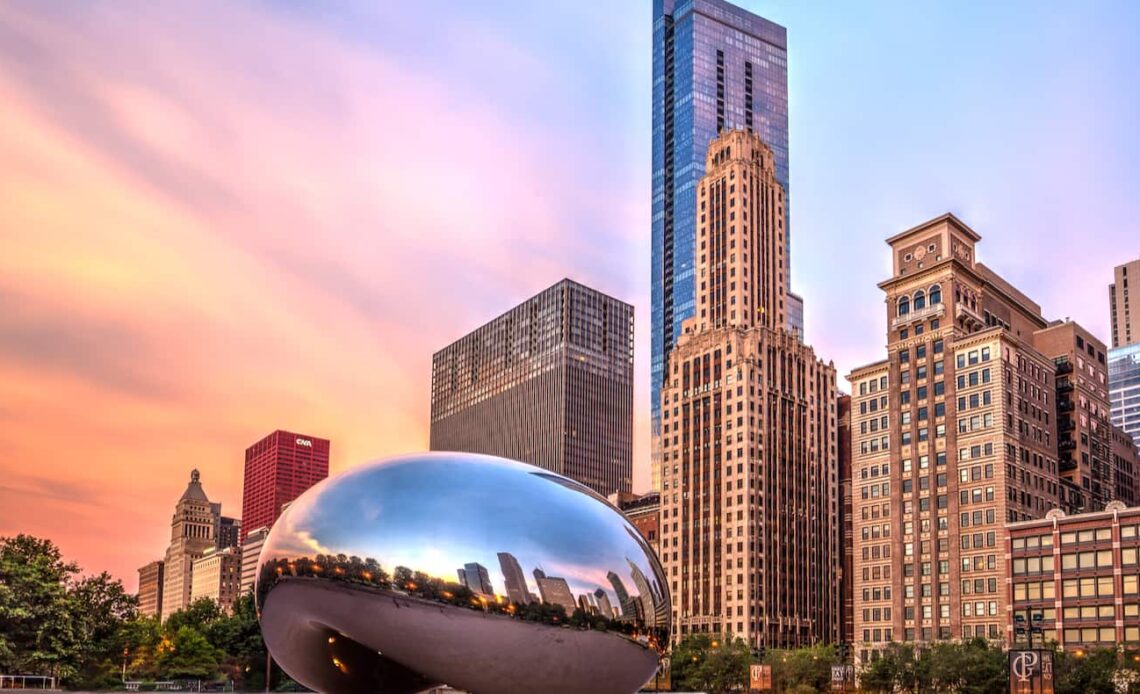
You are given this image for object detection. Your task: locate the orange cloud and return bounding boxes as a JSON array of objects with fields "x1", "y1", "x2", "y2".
[{"x1": 0, "y1": 1, "x2": 651, "y2": 588}]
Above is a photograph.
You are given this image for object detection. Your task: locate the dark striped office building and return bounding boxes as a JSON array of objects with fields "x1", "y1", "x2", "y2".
[{"x1": 430, "y1": 279, "x2": 634, "y2": 496}]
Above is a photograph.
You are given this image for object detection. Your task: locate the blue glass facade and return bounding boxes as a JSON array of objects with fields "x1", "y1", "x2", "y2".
[
  {"x1": 1110, "y1": 343, "x2": 1140, "y2": 449},
  {"x1": 651, "y1": 0, "x2": 791, "y2": 484}
]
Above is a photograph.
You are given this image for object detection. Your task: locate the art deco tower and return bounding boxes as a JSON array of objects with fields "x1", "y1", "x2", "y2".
[
  {"x1": 659, "y1": 130, "x2": 839, "y2": 649},
  {"x1": 161, "y1": 469, "x2": 220, "y2": 621},
  {"x1": 651, "y1": 0, "x2": 797, "y2": 492}
]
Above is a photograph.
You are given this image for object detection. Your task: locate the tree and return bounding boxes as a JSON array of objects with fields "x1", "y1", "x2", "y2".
[
  {"x1": 1054, "y1": 648, "x2": 1136, "y2": 694},
  {"x1": 165, "y1": 597, "x2": 224, "y2": 635},
  {"x1": 0, "y1": 535, "x2": 82, "y2": 681},
  {"x1": 157, "y1": 626, "x2": 219, "y2": 680},
  {"x1": 670, "y1": 633, "x2": 750, "y2": 694},
  {"x1": 764, "y1": 643, "x2": 838, "y2": 692},
  {"x1": 205, "y1": 594, "x2": 272, "y2": 690},
  {"x1": 860, "y1": 642, "x2": 930, "y2": 693},
  {"x1": 69, "y1": 571, "x2": 139, "y2": 688},
  {"x1": 926, "y1": 638, "x2": 1004, "y2": 694}
]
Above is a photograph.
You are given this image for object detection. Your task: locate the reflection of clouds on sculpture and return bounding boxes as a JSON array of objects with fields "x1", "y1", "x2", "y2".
[{"x1": 257, "y1": 452, "x2": 669, "y2": 694}]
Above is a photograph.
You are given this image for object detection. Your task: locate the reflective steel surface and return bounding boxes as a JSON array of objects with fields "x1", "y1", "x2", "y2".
[{"x1": 257, "y1": 452, "x2": 669, "y2": 694}]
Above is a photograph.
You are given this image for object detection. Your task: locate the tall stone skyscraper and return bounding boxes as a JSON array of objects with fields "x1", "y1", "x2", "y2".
[
  {"x1": 430, "y1": 279, "x2": 634, "y2": 497},
  {"x1": 241, "y1": 430, "x2": 329, "y2": 543},
  {"x1": 1109, "y1": 257, "x2": 1140, "y2": 348},
  {"x1": 659, "y1": 130, "x2": 839, "y2": 649},
  {"x1": 652, "y1": 0, "x2": 795, "y2": 490},
  {"x1": 161, "y1": 469, "x2": 220, "y2": 621},
  {"x1": 1109, "y1": 258, "x2": 1140, "y2": 450},
  {"x1": 844, "y1": 214, "x2": 1140, "y2": 664}
]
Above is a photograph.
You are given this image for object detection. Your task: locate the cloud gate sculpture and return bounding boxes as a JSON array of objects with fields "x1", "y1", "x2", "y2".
[{"x1": 256, "y1": 452, "x2": 670, "y2": 693}]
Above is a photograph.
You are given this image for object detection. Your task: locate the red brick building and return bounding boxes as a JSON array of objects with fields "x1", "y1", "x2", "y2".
[{"x1": 241, "y1": 430, "x2": 329, "y2": 542}]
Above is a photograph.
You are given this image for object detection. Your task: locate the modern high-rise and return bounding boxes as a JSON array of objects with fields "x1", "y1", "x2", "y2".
[
  {"x1": 239, "y1": 526, "x2": 270, "y2": 595},
  {"x1": 533, "y1": 568, "x2": 577, "y2": 616},
  {"x1": 659, "y1": 130, "x2": 839, "y2": 649},
  {"x1": 430, "y1": 279, "x2": 634, "y2": 497},
  {"x1": 216, "y1": 516, "x2": 241, "y2": 550},
  {"x1": 457, "y1": 562, "x2": 494, "y2": 596},
  {"x1": 844, "y1": 214, "x2": 1140, "y2": 664},
  {"x1": 594, "y1": 588, "x2": 616, "y2": 620},
  {"x1": 651, "y1": 0, "x2": 794, "y2": 490},
  {"x1": 1111, "y1": 425, "x2": 1140, "y2": 507},
  {"x1": 190, "y1": 546, "x2": 242, "y2": 614},
  {"x1": 497, "y1": 552, "x2": 533, "y2": 605},
  {"x1": 137, "y1": 560, "x2": 164, "y2": 619},
  {"x1": 241, "y1": 430, "x2": 329, "y2": 543},
  {"x1": 1109, "y1": 257, "x2": 1140, "y2": 348},
  {"x1": 838, "y1": 394, "x2": 854, "y2": 648},
  {"x1": 1110, "y1": 343, "x2": 1140, "y2": 449},
  {"x1": 161, "y1": 469, "x2": 221, "y2": 621}
]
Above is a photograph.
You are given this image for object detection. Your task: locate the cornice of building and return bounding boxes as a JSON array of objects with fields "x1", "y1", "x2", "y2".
[
  {"x1": 885, "y1": 212, "x2": 980, "y2": 246},
  {"x1": 845, "y1": 359, "x2": 889, "y2": 382}
]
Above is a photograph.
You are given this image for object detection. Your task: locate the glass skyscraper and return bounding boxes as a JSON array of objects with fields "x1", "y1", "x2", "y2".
[
  {"x1": 1110, "y1": 343, "x2": 1140, "y2": 449},
  {"x1": 651, "y1": 0, "x2": 792, "y2": 488}
]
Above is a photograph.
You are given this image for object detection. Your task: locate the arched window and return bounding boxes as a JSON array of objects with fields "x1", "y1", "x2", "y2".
[
  {"x1": 913, "y1": 290, "x2": 926, "y2": 311},
  {"x1": 929, "y1": 284, "x2": 942, "y2": 305},
  {"x1": 898, "y1": 296, "x2": 910, "y2": 316}
]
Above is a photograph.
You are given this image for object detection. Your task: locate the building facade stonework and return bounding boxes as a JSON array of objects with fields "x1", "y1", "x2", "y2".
[
  {"x1": 848, "y1": 214, "x2": 1072, "y2": 664},
  {"x1": 660, "y1": 130, "x2": 839, "y2": 650},
  {"x1": 651, "y1": 0, "x2": 796, "y2": 494},
  {"x1": 1007, "y1": 503, "x2": 1140, "y2": 650},
  {"x1": 161, "y1": 469, "x2": 220, "y2": 621},
  {"x1": 190, "y1": 546, "x2": 242, "y2": 614}
]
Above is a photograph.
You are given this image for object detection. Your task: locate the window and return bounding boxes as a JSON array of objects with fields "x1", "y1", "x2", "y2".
[
  {"x1": 914, "y1": 290, "x2": 926, "y2": 310},
  {"x1": 898, "y1": 295, "x2": 910, "y2": 316},
  {"x1": 929, "y1": 284, "x2": 942, "y2": 305}
]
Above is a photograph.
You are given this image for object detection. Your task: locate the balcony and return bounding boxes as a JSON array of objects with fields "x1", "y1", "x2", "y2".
[
  {"x1": 1059, "y1": 439, "x2": 1076, "y2": 452},
  {"x1": 892, "y1": 303, "x2": 945, "y2": 328},
  {"x1": 1060, "y1": 459, "x2": 1078, "y2": 473},
  {"x1": 1056, "y1": 361, "x2": 1074, "y2": 375},
  {"x1": 1058, "y1": 400, "x2": 1075, "y2": 413},
  {"x1": 956, "y1": 303, "x2": 985, "y2": 326},
  {"x1": 1057, "y1": 380, "x2": 1074, "y2": 393}
]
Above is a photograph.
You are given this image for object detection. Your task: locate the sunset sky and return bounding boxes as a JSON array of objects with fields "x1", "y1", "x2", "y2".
[{"x1": 1, "y1": 0, "x2": 1138, "y2": 589}]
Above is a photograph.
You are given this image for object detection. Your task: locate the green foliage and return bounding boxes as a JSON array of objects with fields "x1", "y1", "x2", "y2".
[
  {"x1": 0, "y1": 534, "x2": 83, "y2": 681},
  {"x1": 156, "y1": 626, "x2": 219, "y2": 680},
  {"x1": 764, "y1": 643, "x2": 839, "y2": 692},
  {"x1": 859, "y1": 640, "x2": 1140, "y2": 694},
  {"x1": 164, "y1": 597, "x2": 224, "y2": 635},
  {"x1": 1054, "y1": 647, "x2": 1140, "y2": 694},
  {"x1": 670, "y1": 633, "x2": 750, "y2": 694}
]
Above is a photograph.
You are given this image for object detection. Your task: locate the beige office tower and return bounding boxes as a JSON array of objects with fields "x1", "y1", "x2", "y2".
[
  {"x1": 659, "y1": 130, "x2": 839, "y2": 649},
  {"x1": 240, "y1": 526, "x2": 270, "y2": 596},
  {"x1": 161, "y1": 469, "x2": 220, "y2": 621},
  {"x1": 848, "y1": 214, "x2": 1062, "y2": 664},
  {"x1": 190, "y1": 546, "x2": 243, "y2": 614},
  {"x1": 1110, "y1": 258, "x2": 1140, "y2": 348},
  {"x1": 137, "y1": 560, "x2": 164, "y2": 619}
]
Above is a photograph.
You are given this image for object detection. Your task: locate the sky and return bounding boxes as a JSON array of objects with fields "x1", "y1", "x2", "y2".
[{"x1": 0, "y1": 0, "x2": 1138, "y2": 589}]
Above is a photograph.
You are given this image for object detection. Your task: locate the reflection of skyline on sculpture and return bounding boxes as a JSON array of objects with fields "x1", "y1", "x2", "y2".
[
  {"x1": 260, "y1": 452, "x2": 667, "y2": 629},
  {"x1": 257, "y1": 452, "x2": 667, "y2": 693}
]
